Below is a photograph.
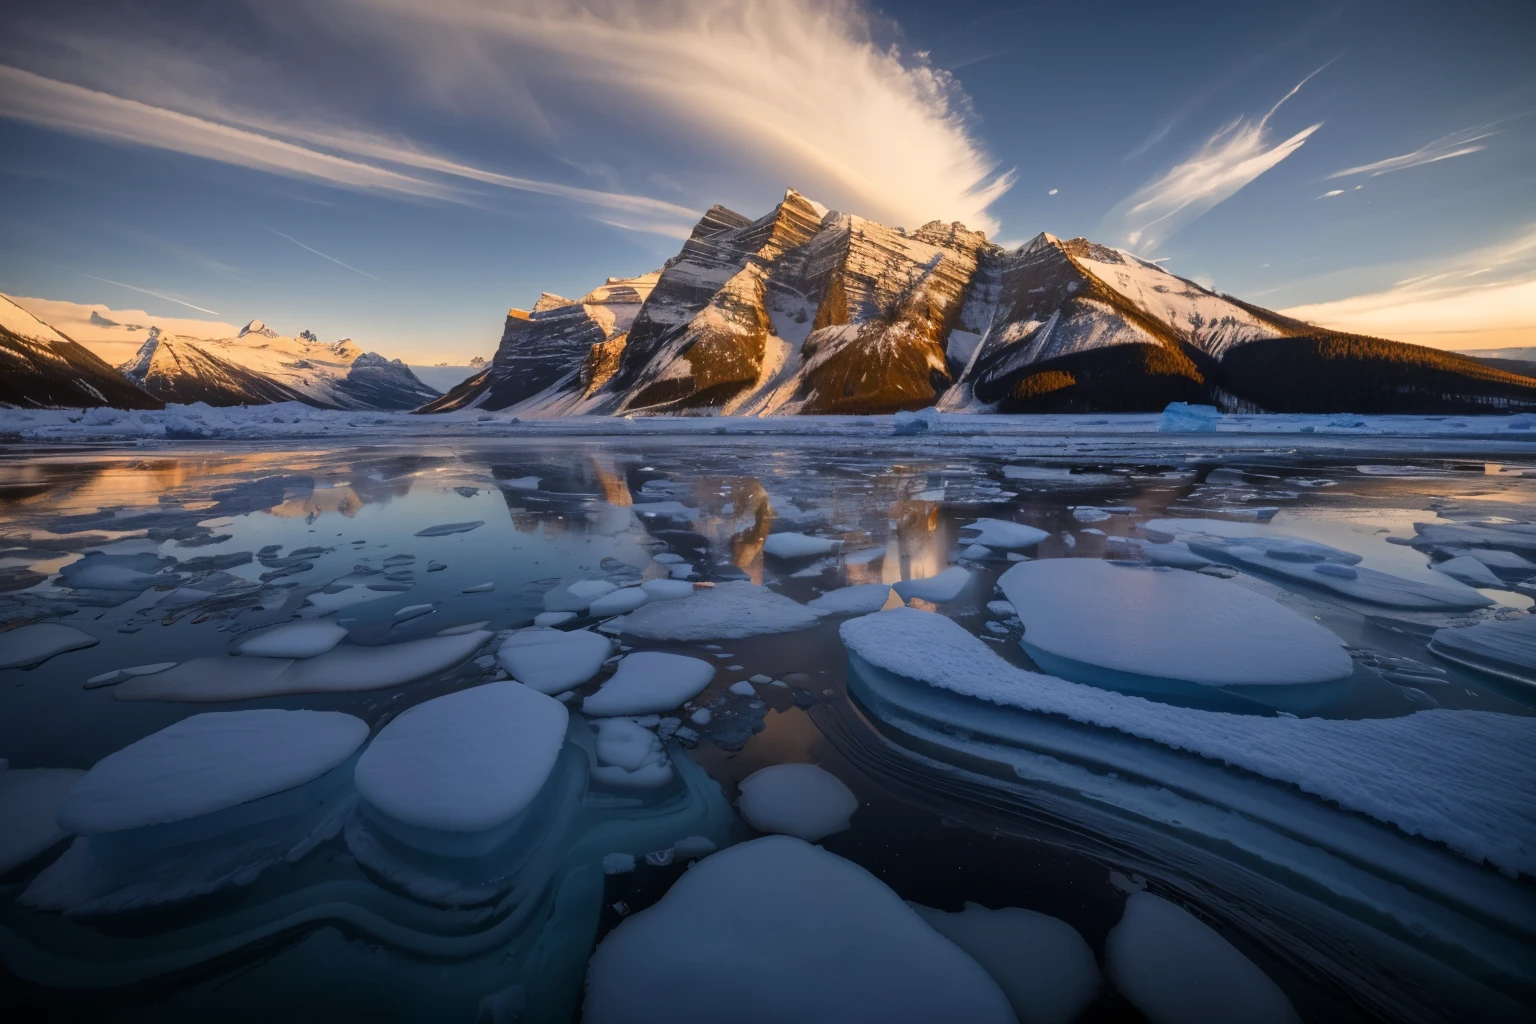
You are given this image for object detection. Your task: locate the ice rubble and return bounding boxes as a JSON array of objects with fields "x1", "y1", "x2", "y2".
[
  {"x1": 583, "y1": 836, "x2": 1015, "y2": 1024},
  {"x1": 0, "y1": 623, "x2": 99, "y2": 669},
  {"x1": 582, "y1": 652, "x2": 715, "y2": 716},
  {"x1": 604, "y1": 581, "x2": 819, "y2": 639},
  {"x1": 960, "y1": 518, "x2": 1050, "y2": 550},
  {"x1": 1430, "y1": 615, "x2": 1536, "y2": 686},
  {"x1": 497, "y1": 627, "x2": 612, "y2": 694},
  {"x1": 910, "y1": 902, "x2": 1100, "y2": 1024},
  {"x1": 807, "y1": 583, "x2": 895, "y2": 616},
  {"x1": 1106, "y1": 892, "x2": 1299, "y2": 1024},
  {"x1": 737, "y1": 763, "x2": 857, "y2": 841},
  {"x1": 998, "y1": 559, "x2": 1351, "y2": 690},
  {"x1": 0, "y1": 768, "x2": 85, "y2": 874},
  {"x1": 840, "y1": 609, "x2": 1536, "y2": 876},
  {"x1": 230, "y1": 620, "x2": 348, "y2": 658},
  {"x1": 58, "y1": 710, "x2": 368, "y2": 834},
  {"x1": 892, "y1": 566, "x2": 972, "y2": 603},
  {"x1": 355, "y1": 682, "x2": 567, "y2": 841},
  {"x1": 763, "y1": 532, "x2": 842, "y2": 559},
  {"x1": 115, "y1": 630, "x2": 491, "y2": 701}
]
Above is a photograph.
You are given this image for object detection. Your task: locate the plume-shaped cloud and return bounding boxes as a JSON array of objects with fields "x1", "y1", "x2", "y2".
[{"x1": 1326, "y1": 125, "x2": 1498, "y2": 179}]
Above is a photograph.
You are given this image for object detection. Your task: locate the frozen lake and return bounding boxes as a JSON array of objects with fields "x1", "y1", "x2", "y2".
[{"x1": 1, "y1": 417, "x2": 1533, "y2": 1022}]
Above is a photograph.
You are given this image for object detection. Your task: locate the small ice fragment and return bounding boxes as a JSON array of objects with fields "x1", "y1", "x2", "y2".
[
  {"x1": 602, "y1": 852, "x2": 636, "y2": 875},
  {"x1": 763, "y1": 533, "x2": 842, "y2": 559},
  {"x1": 652, "y1": 553, "x2": 685, "y2": 565},
  {"x1": 749, "y1": 674, "x2": 772, "y2": 684},
  {"x1": 729, "y1": 681, "x2": 756, "y2": 696},
  {"x1": 986, "y1": 600, "x2": 1015, "y2": 619},
  {"x1": 462, "y1": 582, "x2": 495, "y2": 594},
  {"x1": 960, "y1": 518, "x2": 1049, "y2": 550},
  {"x1": 737, "y1": 763, "x2": 857, "y2": 841},
  {"x1": 394, "y1": 603, "x2": 435, "y2": 621},
  {"x1": 689, "y1": 708, "x2": 712, "y2": 726},
  {"x1": 808, "y1": 583, "x2": 894, "y2": 616},
  {"x1": 640, "y1": 578, "x2": 695, "y2": 600},
  {"x1": 534, "y1": 611, "x2": 576, "y2": 627},
  {"x1": 588, "y1": 587, "x2": 650, "y2": 617},
  {"x1": 414, "y1": 521, "x2": 484, "y2": 537},
  {"x1": 893, "y1": 566, "x2": 971, "y2": 603}
]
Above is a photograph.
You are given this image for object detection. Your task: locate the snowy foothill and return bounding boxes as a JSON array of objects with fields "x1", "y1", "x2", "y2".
[
  {"x1": 763, "y1": 532, "x2": 842, "y2": 559},
  {"x1": 910, "y1": 902, "x2": 1101, "y2": 1024},
  {"x1": 998, "y1": 559, "x2": 1352, "y2": 690},
  {"x1": 960, "y1": 518, "x2": 1050, "y2": 550},
  {"x1": 892, "y1": 566, "x2": 972, "y2": 603},
  {"x1": 0, "y1": 767, "x2": 86, "y2": 874},
  {"x1": 583, "y1": 835, "x2": 1015, "y2": 1024},
  {"x1": 582, "y1": 652, "x2": 715, "y2": 717},
  {"x1": 737, "y1": 763, "x2": 858, "y2": 841},
  {"x1": 807, "y1": 583, "x2": 896, "y2": 616},
  {"x1": 354, "y1": 682, "x2": 568, "y2": 839},
  {"x1": 604, "y1": 581, "x2": 820, "y2": 640},
  {"x1": 840, "y1": 608, "x2": 1536, "y2": 876},
  {"x1": 230, "y1": 620, "x2": 348, "y2": 659},
  {"x1": 1106, "y1": 892, "x2": 1300, "y2": 1024},
  {"x1": 497, "y1": 627, "x2": 613, "y2": 695},
  {"x1": 57, "y1": 710, "x2": 368, "y2": 835},
  {"x1": 0, "y1": 623, "x2": 99, "y2": 669}
]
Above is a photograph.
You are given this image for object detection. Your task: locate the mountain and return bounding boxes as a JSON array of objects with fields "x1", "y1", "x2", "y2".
[
  {"x1": 426, "y1": 189, "x2": 1536, "y2": 417},
  {"x1": 119, "y1": 320, "x2": 440, "y2": 410},
  {"x1": 0, "y1": 294, "x2": 163, "y2": 410}
]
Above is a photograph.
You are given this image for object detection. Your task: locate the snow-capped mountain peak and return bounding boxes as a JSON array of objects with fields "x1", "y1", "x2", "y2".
[{"x1": 238, "y1": 319, "x2": 278, "y2": 339}]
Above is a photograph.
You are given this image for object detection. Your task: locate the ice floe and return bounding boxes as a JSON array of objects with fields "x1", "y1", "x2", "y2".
[
  {"x1": 840, "y1": 608, "x2": 1536, "y2": 875},
  {"x1": 910, "y1": 902, "x2": 1100, "y2": 1024},
  {"x1": 583, "y1": 835, "x2": 1014, "y2": 1024},
  {"x1": 604, "y1": 581, "x2": 819, "y2": 640},
  {"x1": 1432, "y1": 555, "x2": 1503, "y2": 589},
  {"x1": 582, "y1": 652, "x2": 715, "y2": 716},
  {"x1": 1106, "y1": 892, "x2": 1299, "y2": 1024},
  {"x1": 807, "y1": 583, "x2": 894, "y2": 616},
  {"x1": 961, "y1": 518, "x2": 1050, "y2": 550},
  {"x1": 737, "y1": 763, "x2": 857, "y2": 841},
  {"x1": 0, "y1": 767, "x2": 85, "y2": 874},
  {"x1": 497, "y1": 628, "x2": 612, "y2": 694},
  {"x1": 892, "y1": 566, "x2": 972, "y2": 603},
  {"x1": 533, "y1": 611, "x2": 576, "y2": 627},
  {"x1": 639, "y1": 578, "x2": 695, "y2": 600},
  {"x1": 355, "y1": 682, "x2": 567, "y2": 843},
  {"x1": 1430, "y1": 616, "x2": 1536, "y2": 686},
  {"x1": 763, "y1": 532, "x2": 842, "y2": 559},
  {"x1": 230, "y1": 620, "x2": 348, "y2": 658},
  {"x1": 587, "y1": 587, "x2": 649, "y2": 617},
  {"x1": 58, "y1": 710, "x2": 367, "y2": 834},
  {"x1": 0, "y1": 623, "x2": 99, "y2": 669},
  {"x1": 998, "y1": 559, "x2": 1351, "y2": 693}
]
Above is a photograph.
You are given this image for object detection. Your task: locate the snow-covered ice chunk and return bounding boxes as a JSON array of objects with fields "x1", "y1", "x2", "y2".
[
  {"x1": 763, "y1": 532, "x2": 842, "y2": 559},
  {"x1": 583, "y1": 836, "x2": 1013, "y2": 1024},
  {"x1": 728, "y1": 680, "x2": 756, "y2": 696},
  {"x1": 0, "y1": 624, "x2": 99, "y2": 670},
  {"x1": 737, "y1": 764, "x2": 857, "y2": 841},
  {"x1": 651, "y1": 552, "x2": 685, "y2": 565},
  {"x1": 999, "y1": 559, "x2": 1350, "y2": 689},
  {"x1": 807, "y1": 583, "x2": 894, "y2": 616},
  {"x1": 1431, "y1": 615, "x2": 1536, "y2": 685},
  {"x1": 1071, "y1": 507, "x2": 1113, "y2": 523},
  {"x1": 543, "y1": 577, "x2": 616, "y2": 612},
  {"x1": 986, "y1": 600, "x2": 1016, "y2": 618},
  {"x1": 841, "y1": 608, "x2": 1536, "y2": 875},
  {"x1": 960, "y1": 543, "x2": 993, "y2": 560},
  {"x1": 593, "y1": 718, "x2": 664, "y2": 772},
  {"x1": 356, "y1": 682, "x2": 566, "y2": 847},
  {"x1": 0, "y1": 768, "x2": 85, "y2": 874},
  {"x1": 583, "y1": 652, "x2": 715, "y2": 716},
  {"x1": 961, "y1": 518, "x2": 1049, "y2": 550},
  {"x1": 911, "y1": 902, "x2": 1100, "y2": 1024},
  {"x1": 602, "y1": 852, "x2": 635, "y2": 875},
  {"x1": 1106, "y1": 892, "x2": 1299, "y2": 1024},
  {"x1": 588, "y1": 587, "x2": 649, "y2": 617},
  {"x1": 893, "y1": 566, "x2": 972, "y2": 603},
  {"x1": 1158, "y1": 402, "x2": 1220, "y2": 432},
  {"x1": 497, "y1": 628, "x2": 611, "y2": 694},
  {"x1": 1142, "y1": 540, "x2": 1210, "y2": 570},
  {"x1": 393, "y1": 603, "x2": 435, "y2": 621},
  {"x1": 414, "y1": 520, "x2": 483, "y2": 537},
  {"x1": 230, "y1": 620, "x2": 347, "y2": 659},
  {"x1": 58, "y1": 710, "x2": 367, "y2": 834},
  {"x1": 605, "y1": 581, "x2": 819, "y2": 640},
  {"x1": 533, "y1": 611, "x2": 575, "y2": 627},
  {"x1": 640, "y1": 578, "x2": 695, "y2": 600},
  {"x1": 1433, "y1": 555, "x2": 1502, "y2": 589},
  {"x1": 892, "y1": 407, "x2": 941, "y2": 435}
]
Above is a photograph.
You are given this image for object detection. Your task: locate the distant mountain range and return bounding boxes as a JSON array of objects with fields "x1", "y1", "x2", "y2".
[
  {"x1": 5, "y1": 190, "x2": 1535, "y2": 416},
  {"x1": 1, "y1": 296, "x2": 438, "y2": 412},
  {"x1": 424, "y1": 188, "x2": 1536, "y2": 417}
]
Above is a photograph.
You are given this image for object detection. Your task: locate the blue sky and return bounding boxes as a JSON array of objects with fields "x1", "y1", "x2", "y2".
[{"x1": 1, "y1": 0, "x2": 1531, "y2": 362}]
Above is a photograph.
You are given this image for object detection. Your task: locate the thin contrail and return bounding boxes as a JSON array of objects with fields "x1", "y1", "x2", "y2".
[
  {"x1": 268, "y1": 228, "x2": 388, "y2": 284},
  {"x1": 79, "y1": 274, "x2": 222, "y2": 315}
]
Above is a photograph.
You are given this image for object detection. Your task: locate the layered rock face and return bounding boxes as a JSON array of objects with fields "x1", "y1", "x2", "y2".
[{"x1": 423, "y1": 188, "x2": 1536, "y2": 417}]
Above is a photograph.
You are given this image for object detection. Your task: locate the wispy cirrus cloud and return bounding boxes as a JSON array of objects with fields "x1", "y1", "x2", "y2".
[
  {"x1": 1326, "y1": 125, "x2": 1498, "y2": 179},
  {"x1": 1102, "y1": 66, "x2": 1327, "y2": 253},
  {"x1": 77, "y1": 273, "x2": 223, "y2": 316},
  {"x1": 267, "y1": 229, "x2": 388, "y2": 284}
]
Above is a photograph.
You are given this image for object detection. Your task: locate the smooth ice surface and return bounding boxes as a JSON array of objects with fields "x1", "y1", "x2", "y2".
[
  {"x1": 414, "y1": 521, "x2": 483, "y2": 537},
  {"x1": 583, "y1": 836, "x2": 1015, "y2": 1024},
  {"x1": 58, "y1": 710, "x2": 368, "y2": 834},
  {"x1": 1106, "y1": 892, "x2": 1299, "y2": 1024},
  {"x1": 639, "y1": 578, "x2": 695, "y2": 600},
  {"x1": 911, "y1": 902, "x2": 1100, "y2": 1024},
  {"x1": 961, "y1": 519, "x2": 1050, "y2": 550},
  {"x1": 583, "y1": 652, "x2": 715, "y2": 716},
  {"x1": 892, "y1": 566, "x2": 972, "y2": 603},
  {"x1": 605, "y1": 581, "x2": 819, "y2": 639},
  {"x1": 497, "y1": 628, "x2": 611, "y2": 694},
  {"x1": 587, "y1": 587, "x2": 650, "y2": 617},
  {"x1": 0, "y1": 768, "x2": 85, "y2": 874},
  {"x1": 841, "y1": 609, "x2": 1536, "y2": 875},
  {"x1": 355, "y1": 682, "x2": 567, "y2": 833},
  {"x1": 763, "y1": 532, "x2": 842, "y2": 559},
  {"x1": 117, "y1": 631, "x2": 491, "y2": 701},
  {"x1": 1431, "y1": 616, "x2": 1536, "y2": 684},
  {"x1": 0, "y1": 624, "x2": 99, "y2": 669},
  {"x1": 999, "y1": 559, "x2": 1351, "y2": 687},
  {"x1": 1433, "y1": 555, "x2": 1503, "y2": 589},
  {"x1": 230, "y1": 621, "x2": 348, "y2": 659},
  {"x1": 737, "y1": 764, "x2": 858, "y2": 841},
  {"x1": 807, "y1": 583, "x2": 894, "y2": 616}
]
